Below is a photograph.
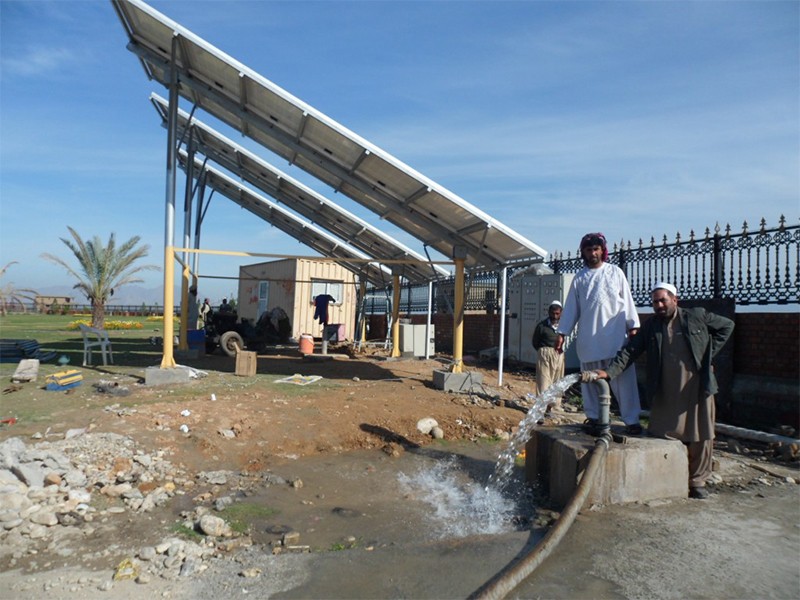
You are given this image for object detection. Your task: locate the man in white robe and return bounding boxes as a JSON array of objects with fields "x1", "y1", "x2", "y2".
[{"x1": 556, "y1": 233, "x2": 642, "y2": 435}]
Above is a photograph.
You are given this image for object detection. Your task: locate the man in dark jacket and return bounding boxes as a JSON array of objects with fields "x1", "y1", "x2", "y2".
[
  {"x1": 532, "y1": 300, "x2": 565, "y2": 409},
  {"x1": 592, "y1": 282, "x2": 734, "y2": 500}
]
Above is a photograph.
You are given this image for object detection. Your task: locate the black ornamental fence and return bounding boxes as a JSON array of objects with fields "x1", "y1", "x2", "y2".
[{"x1": 365, "y1": 216, "x2": 798, "y2": 313}]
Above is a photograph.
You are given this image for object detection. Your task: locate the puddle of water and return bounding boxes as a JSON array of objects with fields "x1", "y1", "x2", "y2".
[{"x1": 232, "y1": 442, "x2": 534, "y2": 551}]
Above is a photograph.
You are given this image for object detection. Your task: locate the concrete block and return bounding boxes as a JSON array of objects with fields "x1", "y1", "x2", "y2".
[
  {"x1": 525, "y1": 426, "x2": 688, "y2": 508},
  {"x1": 432, "y1": 369, "x2": 484, "y2": 393},
  {"x1": 144, "y1": 366, "x2": 193, "y2": 386}
]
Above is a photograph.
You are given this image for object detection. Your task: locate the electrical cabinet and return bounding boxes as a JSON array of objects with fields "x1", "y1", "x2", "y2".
[
  {"x1": 507, "y1": 273, "x2": 579, "y2": 369},
  {"x1": 399, "y1": 323, "x2": 435, "y2": 358}
]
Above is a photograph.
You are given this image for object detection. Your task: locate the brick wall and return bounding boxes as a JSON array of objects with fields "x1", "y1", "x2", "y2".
[
  {"x1": 734, "y1": 312, "x2": 799, "y2": 379},
  {"x1": 367, "y1": 314, "x2": 502, "y2": 355}
]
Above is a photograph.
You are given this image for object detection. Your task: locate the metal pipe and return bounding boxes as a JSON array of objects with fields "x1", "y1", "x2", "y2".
[
  {"x1": 639, "y1": 411, "x2": 798, "y2": 445},
  {"x1": 596, "y1": 377, "x2": 611, "y2": 437}
]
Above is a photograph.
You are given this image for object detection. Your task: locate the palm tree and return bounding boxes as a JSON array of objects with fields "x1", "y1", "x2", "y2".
[
  {"x1": 41, "y1": 227, "x2": 160, "y2": 329},
  {"x1": 0, "y1": 262, "x2": 38, "y2": 315}
]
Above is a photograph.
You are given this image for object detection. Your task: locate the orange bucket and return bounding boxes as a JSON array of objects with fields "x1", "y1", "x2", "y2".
[{"x1": 299, "y1": 334, "x2": 314, "y2": 354}]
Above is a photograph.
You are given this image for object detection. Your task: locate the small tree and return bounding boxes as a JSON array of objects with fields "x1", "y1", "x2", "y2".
[
  {"x1": 41, "y1": 227, "x2": 160, "y2": 329},
  {"x1": 0, "y1": 262, "x2": 38, "y2": 315}
]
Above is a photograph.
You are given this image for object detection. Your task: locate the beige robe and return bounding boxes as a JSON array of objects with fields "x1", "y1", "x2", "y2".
[{"x1": 649, "y1": 312, "x2": 715, "y2": 442}]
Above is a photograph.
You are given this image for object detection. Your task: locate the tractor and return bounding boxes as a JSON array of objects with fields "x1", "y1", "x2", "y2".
[{"x1": 203, "y1": 307, "x2": 292, "y2": 356}]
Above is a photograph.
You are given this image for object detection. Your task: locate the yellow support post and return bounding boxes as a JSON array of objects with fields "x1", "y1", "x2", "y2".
[
  {"x1": 161, "y1": 246, "x2": 177, "y2": 368},
  {"x1": 452, "y1": 252, "x2": 466, "y2": 373},
  {"x1": 178, "y1": 264, "x2": 190, "y2": 351},
  {"x1": 391, "y1": 273, "x2": 401, "y2": 358},
  {"x1": 359, "y1": 280, "x2": 367, "y2": 347}
]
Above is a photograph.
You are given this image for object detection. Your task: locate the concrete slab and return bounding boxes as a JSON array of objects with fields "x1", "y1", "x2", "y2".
[
  {"x1": 144, "y1": 366, "x2": 193, "y2": 386},
  {"x1": 525, "y1": 425, "x2": 688, "y2": 508},
  {"x1": 432, "y1": 369, "x2": 484, "y2": 393}
]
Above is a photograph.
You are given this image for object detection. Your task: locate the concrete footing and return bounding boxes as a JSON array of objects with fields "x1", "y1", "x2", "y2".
[
  {"x1": 144, "y1": 366, "x2": 193, "y2": 386},
  {"x1": 525, "y1": 425, "x2": 688, "y2": 508},
  {"x1": 432, "y1": 369, "x2": 484, "y2": 393}
]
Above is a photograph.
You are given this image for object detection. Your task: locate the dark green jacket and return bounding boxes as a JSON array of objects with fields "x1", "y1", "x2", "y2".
[
  {"x1": 532, "y1": 318, "x2": 560, "y2": 350},
  {"x1": 605, "y1": 307, "x2": 734, "y2": 402}
]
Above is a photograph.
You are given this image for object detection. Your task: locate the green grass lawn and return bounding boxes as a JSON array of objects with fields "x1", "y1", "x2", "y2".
[
  {"x1": 0, "y1": 312, "x2": 340, "y2": 430},
  {"x1": 0, "y1": 313, "x2": 178, "y2": 369}
]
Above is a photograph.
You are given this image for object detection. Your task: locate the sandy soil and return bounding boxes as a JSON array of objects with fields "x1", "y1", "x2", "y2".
[{"x1": 90, "y1": 349, "x2": 544, "y2": 469}]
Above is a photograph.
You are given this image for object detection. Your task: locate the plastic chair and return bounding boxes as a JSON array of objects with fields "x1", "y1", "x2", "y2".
[{"x1": 78, "y1": 324, "x2": 114, "y2": 366}]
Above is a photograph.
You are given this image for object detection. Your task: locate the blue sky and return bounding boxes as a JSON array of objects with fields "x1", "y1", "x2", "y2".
[{"x1": 1, "y1": 0, "x2": 798, "y2": 305}]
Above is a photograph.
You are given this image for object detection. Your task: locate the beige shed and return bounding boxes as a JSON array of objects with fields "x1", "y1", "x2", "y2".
[{"x1": 236, "y1": 259, "x2": 357, "y2": 341}]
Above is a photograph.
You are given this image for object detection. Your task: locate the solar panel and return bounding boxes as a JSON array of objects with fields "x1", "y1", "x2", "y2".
[
  {"x1": 179, "y1": 153, "x2": 392, "y2": 286},
  {"x1": 113, "y1": 0, "x2": 548, "y2": 270},
  {"x1": 151, "y1": 94, "x2": 450, "y2": 283}
]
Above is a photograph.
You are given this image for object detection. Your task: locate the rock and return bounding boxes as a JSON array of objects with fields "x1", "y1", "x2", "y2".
[
  {"x1": 179, "y1": 557, "x2": 202, "y2": 576},
  {"x1": 198, "y1": 514, "x2": 231, "y2": 537},
  {"x1": 166, "y1": 541, "x2": 185, "y2": 556},
  {"x1": 416, "y1": 417, "x2": 439, "y2": 435},
  {"x1": 11, "y1": 464, "x2": 45, "y2": 488},
  {"x1": 431, "y1": 427, "x2": 445, "y2": 439},
  {"x1": 282, "y1": 531, "x2": 301, "y2": 545},
  {"x1": 102, "y1": 483, "x2": 133, "y2": 498},
  {"x1": 43, "y1": 473, "x2": 62, "y2": 487},
  {"x1": 64, "y1": 428, "x2": 87, "y2": 439},
  {"x1": 214, "y1": 496, "x2": 234, "y2": 511},
  {"x1": 62, "y1": 469, "x2": 87, "y2": 488},
  {"x1": 198, "y1": 471, "x2": 229, "y2": 485},
  {"x1": 66, "y1": 489, "x2": 90, "y2": 505},
  {"x1": 240, "y1": 568, "x2": 261, "y2": 578},
  {"x1": 30, "y1": 509, "x2": 58, "y2": 526},
  {"x1": 133, "y1": 454, "x2": 152, "y2": 467}
]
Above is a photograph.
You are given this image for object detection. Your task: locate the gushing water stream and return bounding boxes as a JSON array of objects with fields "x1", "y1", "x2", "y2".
[
  {"x1": 396, "y1": 374, "x2": 581, "y2": 538},
  {"x1": 486, "y1": 373, "x2": 581, "y2": 491}
]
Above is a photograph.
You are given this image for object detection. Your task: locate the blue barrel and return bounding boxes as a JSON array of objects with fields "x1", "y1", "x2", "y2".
[{"x1": 187, "y1": 329, "x2": 205, "y2": 353}]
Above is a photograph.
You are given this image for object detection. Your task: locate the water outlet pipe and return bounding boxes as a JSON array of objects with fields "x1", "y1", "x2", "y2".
[{"x1": 470, "y1": 378, "x2": 613, "y2": 600}]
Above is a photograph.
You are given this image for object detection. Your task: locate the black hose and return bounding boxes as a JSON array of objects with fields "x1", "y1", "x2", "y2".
[{"x1": 469, "y1": 433, "x2": 611, "y2": 600}]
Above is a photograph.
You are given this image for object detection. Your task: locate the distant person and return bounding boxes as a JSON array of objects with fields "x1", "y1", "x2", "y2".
[
  {"x1": 591, "y1": 282, "x2": 734, "y2": 499},
  {"x1": 313, "y1": 294, "x2": 336, "y2": 326},
  {"x1": 532, "y1": 300, "x2": 565, "y2": 409},
  {"x1": 199, "y1": 297, "x2": 212, "y2": 328},
  {"x1": 555, "y1": 232, "x2": 642, "y2": 435},
  {"x1": 187, "y1": 286, "x2": 199, "y2": 330},
  {"x1": 218, "y1": 298, "x2": 233, "y2": 314}
]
